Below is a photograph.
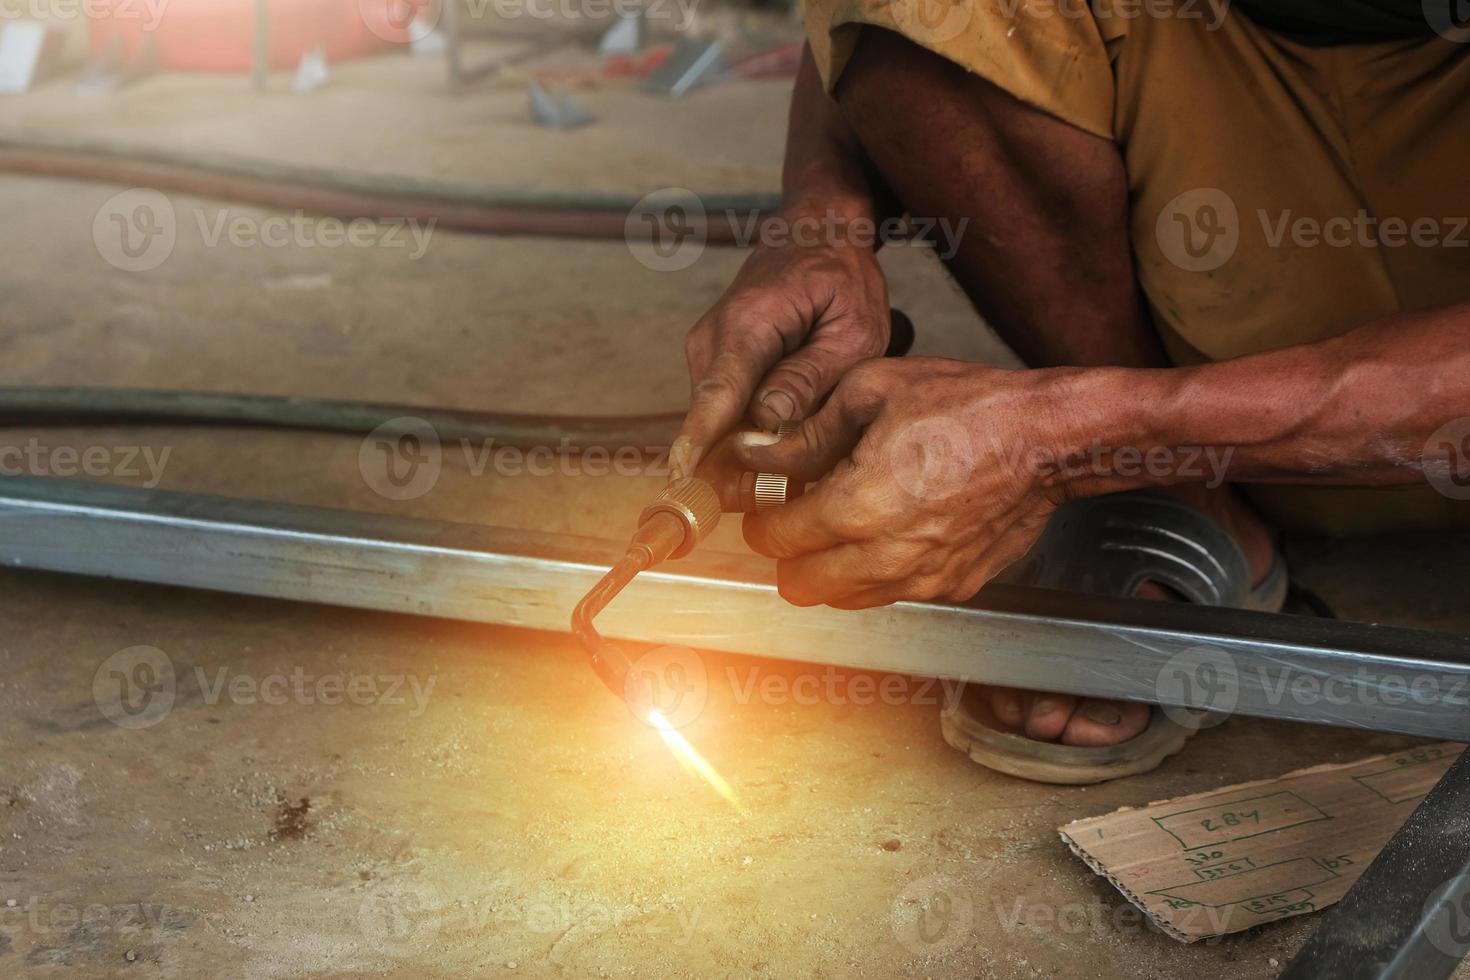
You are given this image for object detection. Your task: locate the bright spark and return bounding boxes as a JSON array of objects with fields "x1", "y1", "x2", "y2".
[{"x1": 647, "y1": 709, "x2": 748, "y2": 816}]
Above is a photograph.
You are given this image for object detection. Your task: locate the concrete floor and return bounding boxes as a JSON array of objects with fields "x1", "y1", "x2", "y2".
[{"x1": 0, "y1": 47, "x2": 1467, "y2": 980}]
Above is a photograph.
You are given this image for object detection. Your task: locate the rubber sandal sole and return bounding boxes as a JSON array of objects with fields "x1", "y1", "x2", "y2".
[{"x1": 941, "y1": 494, "x2": 1287, "y2": 785}]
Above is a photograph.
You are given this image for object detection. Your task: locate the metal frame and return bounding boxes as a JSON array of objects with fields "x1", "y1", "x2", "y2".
[{"x1": 1, "y1": 475, "x2": 1467, "y2": 741}]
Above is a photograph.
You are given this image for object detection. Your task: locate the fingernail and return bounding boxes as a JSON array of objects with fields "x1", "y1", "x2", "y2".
[
  {"x1": 760, "y1": 390, "x2": 796, "y2": 421},
  {"x1": 669, "y1": 436, "x2": 692, "y2": 482},
  {"x1": 737, "y1": 430, "x2": 781, "y2": 448},
  {"x1": 1082, "y1": 703, "x2": 1122, "y2": 726},
  {"x1": 1032, "y1": 698, "x2": 1065, "y2": 717}
]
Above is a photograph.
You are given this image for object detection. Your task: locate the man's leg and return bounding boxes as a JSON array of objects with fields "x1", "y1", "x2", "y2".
[{"x1": 833, "y1": 27, "x2": 1276, "y2": 746}]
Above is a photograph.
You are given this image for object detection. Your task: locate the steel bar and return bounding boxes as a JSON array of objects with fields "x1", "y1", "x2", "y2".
[
  {"x1": 1281, "y1": 749, "x2": 1470, "y2": 980},
  {"x1": 1, "y1": 475, "x2": 1468, "y2": 739}
]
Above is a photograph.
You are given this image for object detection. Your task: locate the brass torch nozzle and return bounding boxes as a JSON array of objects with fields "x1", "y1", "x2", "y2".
[
  {"x1": 636, "y1": 477, "x2": 723, "y2": 560},
  {"x1": 571, "y1": 477, "x2": 723, "y2": 702},
  {"x1": 572, "y1": 307, "x2": 915, "y2": 704}
]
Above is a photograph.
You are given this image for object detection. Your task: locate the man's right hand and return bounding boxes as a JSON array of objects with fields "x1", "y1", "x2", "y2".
[{"x1": 671, "y1": 221, "x2": 891, "y2": 480}]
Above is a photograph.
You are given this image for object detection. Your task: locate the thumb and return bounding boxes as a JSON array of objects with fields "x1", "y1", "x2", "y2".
[
  {"x1": 749, "y1": 313, "x2": 889, "y2": 431},
  {"x1": 733, "y1": 373, "x2": 884, "y2": 482}
]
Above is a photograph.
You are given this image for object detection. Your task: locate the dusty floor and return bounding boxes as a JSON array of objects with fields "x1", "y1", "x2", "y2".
[{"x1": 0, "y1": 44, "x2": 1467, "y2": 980}]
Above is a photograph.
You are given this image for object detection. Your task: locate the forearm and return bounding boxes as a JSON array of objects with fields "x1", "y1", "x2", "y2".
[
  {"x1": 1047, "y1": 301, "x2": 1470, "y2": 495},
  {"x1": 780, "y1": 46, "x2": 881, "y2": 223}
]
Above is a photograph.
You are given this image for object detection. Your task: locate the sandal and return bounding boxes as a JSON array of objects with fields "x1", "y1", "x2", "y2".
[{"x1": 939, "y1": 493, "x2": 1288, "y2": 786}]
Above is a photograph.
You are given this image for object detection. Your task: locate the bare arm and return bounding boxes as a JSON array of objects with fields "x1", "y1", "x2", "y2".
[
  {"x1": 779, "y1": 48, "x2": 888, "y2": 222},
  {"x1": 1049, "y1": 301, "x2": 1470, "y2": 495},
  {"x1": 670, "y1": 47, "x2": 891, "y2": 480},
  {"x1": 733, "y1": 303, "x2": 1470, "y2": 607}
]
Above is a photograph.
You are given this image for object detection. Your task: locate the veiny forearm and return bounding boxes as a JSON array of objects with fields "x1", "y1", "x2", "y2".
[{"x1": 1047, "y1": 301, "x2": 1470, "y2": 495}]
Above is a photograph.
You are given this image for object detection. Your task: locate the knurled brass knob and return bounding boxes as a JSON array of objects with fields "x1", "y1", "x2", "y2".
[
  {"x1": 753, "y1": 420, "x2": 801, "y2": 511},
  {"x1": 752, "y1": 472, "x2": 789, "y2": 511},
  {"x1": 639, "y1": 476, "x2": 722, "y2": 559}
]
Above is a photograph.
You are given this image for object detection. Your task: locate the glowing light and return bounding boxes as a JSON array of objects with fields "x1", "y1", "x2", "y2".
[{"x1": 647, "y1": 709, "x2": 748, "y2": 815}]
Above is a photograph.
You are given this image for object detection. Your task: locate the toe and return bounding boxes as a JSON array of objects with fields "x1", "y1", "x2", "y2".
[
  {"x1": 986, "y1": 687, "x2": 1026, "y2": 730},
  {"x1": 1061, "y1": 699, "x2": 1150, "y2": 747},
  {"x1": 1023, "y1": 694, "x2": 1077, "y2": 742}
]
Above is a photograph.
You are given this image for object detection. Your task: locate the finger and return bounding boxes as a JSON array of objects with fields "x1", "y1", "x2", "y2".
[
  {"x1": 674, "y1": 333, "x2": 783, "y2": 480},
  {"x1": 816, "y1": 581, "x2": 935, "y2": 610},
  {"x1": 739, "y1": 483, "x2": 854, "y2": 559},
  {"x1": 794, "y1": 513, "x2": 1039, "y2": 609},
  {"x1": 824, "y1": 586, "x2": 905, "y2": 610},
  {"x1": 772, "y1": 541, "x2": 890, "y2": 607},
  {"x1": 732, "y1": 371, "x2": 886, "y2": 481},
  {"x1": 749, "y1": 318, "x2": 887, "y2": 430}
]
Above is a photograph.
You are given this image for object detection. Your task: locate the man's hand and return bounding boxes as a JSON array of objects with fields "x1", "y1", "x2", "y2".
[
  {"x1": 732, "y1": 358, "x2": 1071, "y2": 609},
  {"x1": 671, "y1": 223, "x2": 890, "y2": 480}
]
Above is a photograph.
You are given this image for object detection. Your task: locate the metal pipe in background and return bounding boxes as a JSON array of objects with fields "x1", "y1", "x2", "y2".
[{"x1": 1, "y1": 475, "x2": 1467, "y2": 740}]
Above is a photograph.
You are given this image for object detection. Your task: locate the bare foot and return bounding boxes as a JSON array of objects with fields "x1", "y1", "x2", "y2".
[{"x1": 981, "y1": 485, "x2": 1277, "y2": 747}]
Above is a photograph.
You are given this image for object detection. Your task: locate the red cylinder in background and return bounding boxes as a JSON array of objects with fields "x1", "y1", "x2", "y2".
[{"x1": 87, "y1": 0, "x2": 418, "y2": 71}]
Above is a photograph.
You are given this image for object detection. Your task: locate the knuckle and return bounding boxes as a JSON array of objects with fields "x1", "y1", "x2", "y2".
[
  {"x1": 691, "y1": 374, "x2": 735, "y2": 403},
  {"x1": 720, "y1": 295, "x2": 787, "y2": 340},
  {"x1": 844, "y1": 358, "x2": 882, "y2": 388},
  {"x1": 839, "y1": 360, "x2": 891, "y2": 407},
  {"x1": 765, "y1": 356, "x2": 826, "y2": 402},
  {"x1": 862, "y1": 323, "x2": 890, "y2": 358},
  {"x1": 708, "y1": 347, "x2": 747, "y2": 372},
  {"x1": 830, "y1": 317, "x2": 888, "y2": 360}
]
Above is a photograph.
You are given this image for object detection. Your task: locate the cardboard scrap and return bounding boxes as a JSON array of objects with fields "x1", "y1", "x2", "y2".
[{"x1": 1059, "y1": 742, "x2": 1465, "y2": 942}]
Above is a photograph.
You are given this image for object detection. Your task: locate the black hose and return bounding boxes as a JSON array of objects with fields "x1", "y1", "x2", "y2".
[
  {"x1": 0, "y1": 316, "x2": 913, "y2": 448},
  {"x1": 0, "y1": 387, "x2": 681, "y2": 451},
  {"x1": 0, "y1": 130, "x2": 780, "y2": 243}
]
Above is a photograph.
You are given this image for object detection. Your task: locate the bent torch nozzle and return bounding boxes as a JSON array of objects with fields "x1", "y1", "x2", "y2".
[
  {"x1": 569, "y1": 307, "x2": 918, "y2": 699},
  {"x1": 570, "y1": 475, "x2": 723, "y2": 703},
  {"x1": 568, "y1": 306, "x2": 920, "y2": 700},
  {"x1": 570, "y1": 429, "x2": 799, "y2": 703}
]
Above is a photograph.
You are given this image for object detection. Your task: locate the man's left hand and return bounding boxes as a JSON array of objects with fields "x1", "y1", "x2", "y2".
[{"x1": 733, "y1": 357, "x2": 1073, "y2": 608}]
